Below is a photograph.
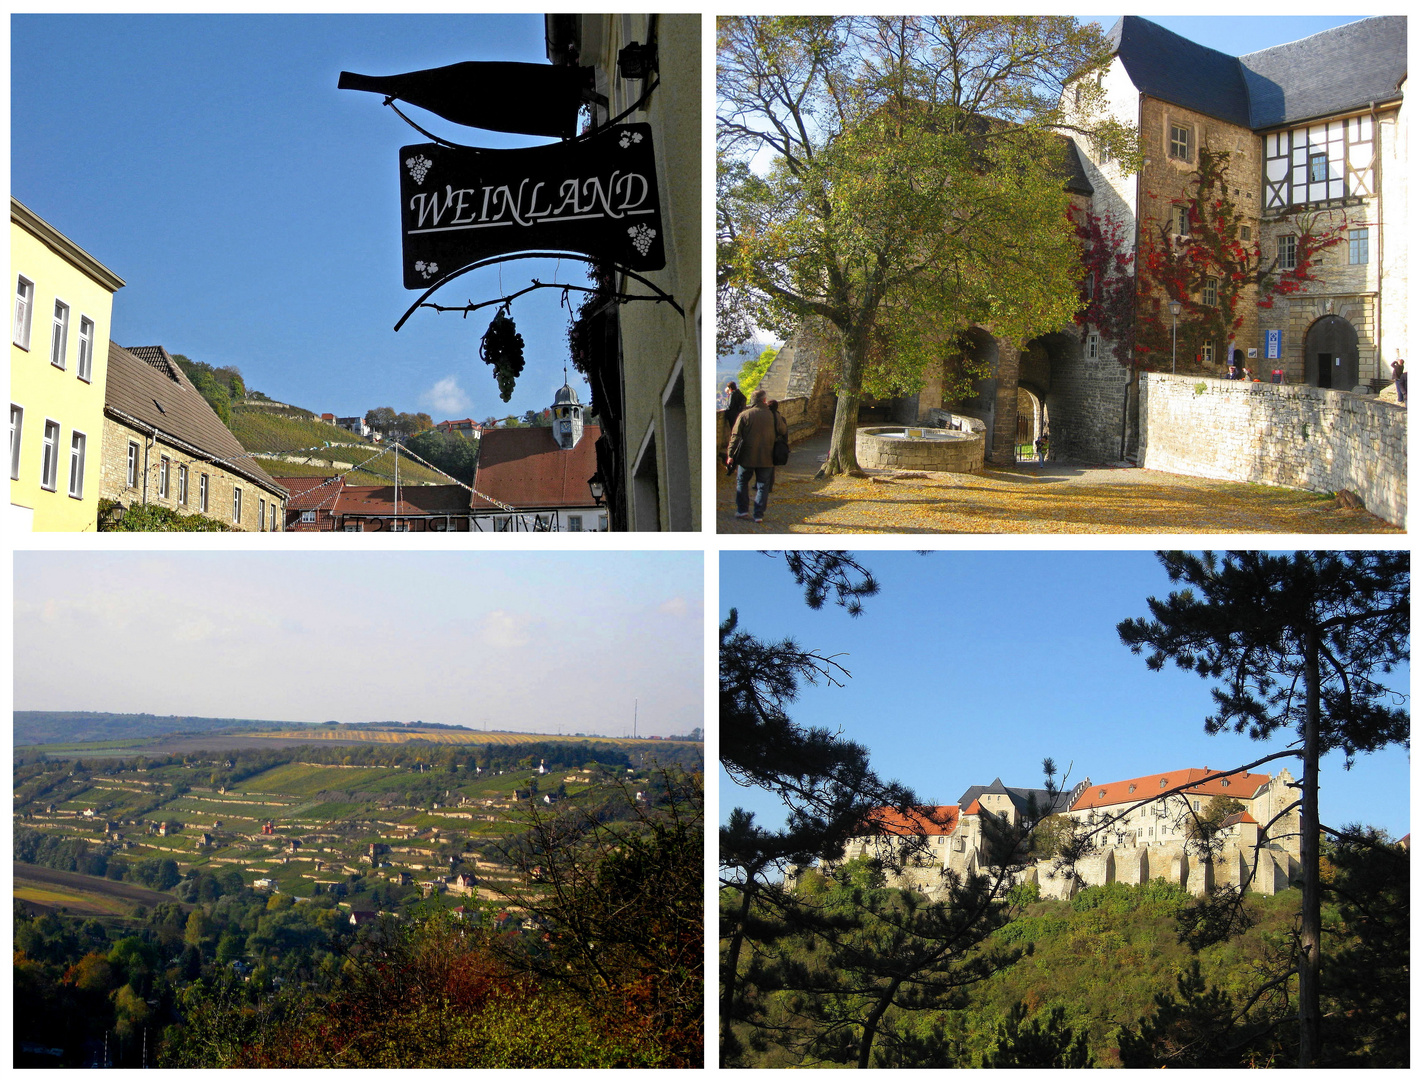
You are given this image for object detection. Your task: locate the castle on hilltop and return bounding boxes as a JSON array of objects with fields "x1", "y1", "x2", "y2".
[{"x1": 832, "y1": 766, "x2": 1302, "y2": 900}]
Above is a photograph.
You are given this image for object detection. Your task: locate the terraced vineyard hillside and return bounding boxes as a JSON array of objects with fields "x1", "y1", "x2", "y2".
[{"x1": 228, "y1": 404, "x2": 450, "y2": 485}]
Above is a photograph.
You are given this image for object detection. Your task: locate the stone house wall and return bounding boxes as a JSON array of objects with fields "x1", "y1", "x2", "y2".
[
  {"x1": 100, "y1": 417, "x2": 286, "y2": 531},
  {"x1": 1138, "y1": 372, "x2": 1406, "y2": 526}
]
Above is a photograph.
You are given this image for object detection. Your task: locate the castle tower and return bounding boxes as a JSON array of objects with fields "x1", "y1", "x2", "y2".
[{"x1": 552, "y1": 376, "x2": 584, "y2": 449}]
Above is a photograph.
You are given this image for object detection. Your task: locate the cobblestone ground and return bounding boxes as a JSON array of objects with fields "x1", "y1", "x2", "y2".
[{"x1": 717, "y1": 431, "x2": 1401, "y2": 534}]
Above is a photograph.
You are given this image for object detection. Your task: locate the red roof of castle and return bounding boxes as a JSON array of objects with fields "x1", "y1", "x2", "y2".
[
  {"x1": 861, "y1": 805, "x2": 959, "y2": 837},
  {"x1": 1071, "y1": 768, "x2": 1273, "y2": 812}
]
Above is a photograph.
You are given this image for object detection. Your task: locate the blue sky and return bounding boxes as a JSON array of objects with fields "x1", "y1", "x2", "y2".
[
  {"x1": 1082, "y1": 16, "x2": 1373, "y2": 55},
  {"x1": 12, "y1": 14, "x2": 597, "y2": 424},
  {"x1": 721, "y1": 551, "x2": 1410, "y2": 840},
  {"x1": 14, "y1": 552, "x2": 704, "y2": 737}
]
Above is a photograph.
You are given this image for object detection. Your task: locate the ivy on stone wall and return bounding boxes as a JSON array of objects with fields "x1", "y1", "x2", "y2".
[
  {"x1": 1070, "y1": 205, "x2": 1136, "y2": 360},
  {"x1": 1133, "y1": 146, "x2": 1345, "y2": 371}
]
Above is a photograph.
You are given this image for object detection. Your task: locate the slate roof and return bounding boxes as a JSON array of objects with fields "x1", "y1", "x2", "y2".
[
  {"x1": 1109, "y1": 16, "x2": 1406, "y2": 131},
  {"x1": 104, "y1": 343, "x2": 286, "y2": 498},
  {"x1": 957, "y1": 777, "x2": 1074, "y2": 817},
  {"x1": 1108, "y1": 16, "x2": 1252, "y2": 127},
  {"x1": 1239, "y1": 16, "x2": 1407, "y2": 129},
  {"x1": 471, "y1": 424, "x2": 601, "y2": 509},
  {"x1": 1071, "y1": 768, "x2": 1273, "y2": 812}
]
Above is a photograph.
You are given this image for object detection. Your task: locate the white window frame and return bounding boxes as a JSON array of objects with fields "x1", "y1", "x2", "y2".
[
  {"x1": 126, "y1": 441, "x2": 139, "y2": 487},
  {"x1": 233, "y1": 486, "x2": 242, "y2": 524},
  {"x1": 1086, "y1": 332, "x2": 1099, "y2": 360},
  {"x1": 1172, "y1": 204, "x2": 1190, "y2": 236},
  {"x1": 567, "y1": 515, "x2": 583, "y2": 532},
  {"x1": 300, "y1": 509, "x2": 316, "y2": 524},
  {"x1": 9, "y1": 405, "x2": 23, "y2": 480},
  {"x1": 68, "y1": 430, "x2": 86, "y2": 499},
  {"x1": 389, "y1": 519, "x2": 410, "y2": 532},
  {"x1": 1202, "y1": 276, "x2": 1218, "y2": 306},
  {"x1": 199, "y1": 473, "x2": 209, "y2": 512},
  {"x1": 258, "y1": 497, "x2": 266, "y2": 531},
  {"x1": 177, "y1": 464, "x2": 189, "y2": 506},
  {"x1": 344, "y1": 521, "x2": 363, "y2": 532},
  {"x1": 1169, "y1": 121, "x2": 1192, "y2": 162},
  {"x1": 51, "y1": 299, "x2": 70, "y2": 370},
  {"x1": 14, "y1": 276, "x2": 34, "y2": 349},
  {"x1": 158, "y1": 455, "x2": 171, "y2": 499},
  {"x1": 269, "y1": 503, "x2": 277, "y2": 531},
  {"x1": 1202, "y1": 340, "x2": 1215, "y2": 364},
  {"x1": 40, "y1": 419, "x2": 61, "y2": 491},
  {"x1": 77, "y1": 316, "x2": 95, "y2": 382},
  {"x1": 599, "y1": 513, "x2": 608, "y2": 532}
]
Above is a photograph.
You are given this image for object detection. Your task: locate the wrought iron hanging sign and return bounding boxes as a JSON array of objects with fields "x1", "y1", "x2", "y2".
[{"x1": 399, "y1": 122, "x2": 665, "y2": 288}]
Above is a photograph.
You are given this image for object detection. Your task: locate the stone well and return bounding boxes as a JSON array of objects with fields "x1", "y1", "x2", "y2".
[{"x1": 855, "y1": 426, "x2": 985, "y2": 473}]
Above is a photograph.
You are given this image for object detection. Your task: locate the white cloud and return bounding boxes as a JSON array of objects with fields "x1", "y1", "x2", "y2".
[
  {"x1": 422, "y1": 375, "x2": 470, "y2": 416},
  {"x1": 479, "y1": 609, "x2": 534, "y2": 648},
  {"x1": 658, "y1": 596, "x2": 690, "y2": 618}
]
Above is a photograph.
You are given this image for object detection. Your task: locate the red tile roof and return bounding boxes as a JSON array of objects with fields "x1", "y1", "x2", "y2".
[
  {"x1": 1221, "y1": 811, "x2": 1258, "y2": 827},
  {"x1": 963, "y1": 799, "x2": 982, "y2": 816},
  {"x1": 333, "y1": 484, "x2": 471, "y2": 517},
  {"x1": 274, "y1": 476, "x2": 345, "y2": 510},
  {"x1": 472, "y1": 425, "x2": 601, "y2": 509},
  {"x1": 862, "y1": 805, "x2": 959, "y2": 837},
  {"x1": 1071, "y1": 768, "x2": 1273, "y2": 812}
]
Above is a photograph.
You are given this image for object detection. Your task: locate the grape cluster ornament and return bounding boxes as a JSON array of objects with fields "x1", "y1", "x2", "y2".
[{"x1": 479, "y1": 307, "x2": 526, "y2": 401}]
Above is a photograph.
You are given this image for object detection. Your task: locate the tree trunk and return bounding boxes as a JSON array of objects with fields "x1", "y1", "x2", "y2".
[
  {"x1": 856, "y1": 976, "x2": 903, "y2": 1069},
  {"x1": 720, "y1": 885, "x2": 754, "y2": 1065},
  {"x1": 1298, "y1": 629, "x2": 1322, "y2": 1066},
  {"x1": 816, "y1": 334, "x2": 866, "y2": 478}
]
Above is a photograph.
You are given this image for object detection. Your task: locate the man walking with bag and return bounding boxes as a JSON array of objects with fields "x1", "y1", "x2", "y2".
[{"x1": 725, "y1": 389, "x2": 789, "y2": 523}]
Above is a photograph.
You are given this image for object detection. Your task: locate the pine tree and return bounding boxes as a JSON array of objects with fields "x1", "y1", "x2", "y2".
[{"x1": 1118, "y1": 550, "x2": 1409, "y2": 1066}]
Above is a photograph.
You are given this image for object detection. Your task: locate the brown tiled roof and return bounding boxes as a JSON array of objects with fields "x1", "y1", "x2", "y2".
[
  {"x1": 273, "y1": 476, "x2": 345, "y2": 511},
  {"x1": 1221, "y1": 811, "x2": 1258, "y2": 828},
  {"x1": 333, "y1": 484, "x2": 470, "y2": 517},
  {"x1": 472, "y1": 425, "x2": 601, "y2": 509},
  {"x1": 104, "y1": 343, "x2": 285, "y2": 498},
  {"x1": 1071, "y1": 768, "x2": 1273, "y2": 812}
]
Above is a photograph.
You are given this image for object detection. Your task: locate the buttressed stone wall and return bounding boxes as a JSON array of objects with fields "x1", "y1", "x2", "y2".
[{"x1": 1138, "y1": 371, "x2": 1407, "y2": 526}]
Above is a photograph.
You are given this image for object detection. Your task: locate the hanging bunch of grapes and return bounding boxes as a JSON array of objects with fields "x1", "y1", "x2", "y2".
[{"x1": 479, "y1": 308, "x2": 525, "y2": 401}]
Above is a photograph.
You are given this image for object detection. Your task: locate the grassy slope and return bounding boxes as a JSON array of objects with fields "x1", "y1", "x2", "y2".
[{"x1": 229, "y1": 405, "x2": 450, "y2": 486}]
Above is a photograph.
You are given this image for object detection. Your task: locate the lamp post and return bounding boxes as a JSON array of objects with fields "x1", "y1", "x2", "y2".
[
  {"x1": 587, "y1": 473, "x2": 606, "y2": 507},
  {"x1": 1168, "y1": 299, "x2": 1182, "y2": 375}
]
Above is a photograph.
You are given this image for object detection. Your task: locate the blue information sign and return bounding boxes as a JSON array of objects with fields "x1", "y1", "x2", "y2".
[{"x1": 1265, "y1": 329, "x2": 1282, "y2": 359}]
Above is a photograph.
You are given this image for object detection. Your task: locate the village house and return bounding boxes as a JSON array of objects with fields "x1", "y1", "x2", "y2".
[{"x1": 100, "y1": 343, "x2": 288, "y2": 530}]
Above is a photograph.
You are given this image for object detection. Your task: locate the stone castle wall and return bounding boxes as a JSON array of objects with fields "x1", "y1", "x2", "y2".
[{"x1": 1138, "y1": 372, "x2": 1407, "y2": 527}]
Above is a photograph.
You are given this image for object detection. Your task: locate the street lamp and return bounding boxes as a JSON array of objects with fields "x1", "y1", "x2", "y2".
[
  {"x1": 1168, "y1": 299, "x2": 1182, "y2": 375},
  {"x1": 587, "y1": 473, "x2": 606, "y2": 507}
]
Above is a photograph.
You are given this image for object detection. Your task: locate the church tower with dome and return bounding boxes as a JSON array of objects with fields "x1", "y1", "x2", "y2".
[{"x1": 551, "y1": 375, "x2": 584, "y2": 450}]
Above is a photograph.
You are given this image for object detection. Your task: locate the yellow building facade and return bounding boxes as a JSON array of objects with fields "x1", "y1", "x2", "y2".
[{"x1": 11, "y1": 198, "x2": 124, "y2": 531}]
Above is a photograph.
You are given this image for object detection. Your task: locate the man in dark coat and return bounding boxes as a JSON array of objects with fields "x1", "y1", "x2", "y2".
[
  {"x1": 726, "y1": 388, "x2": 788, "y2": 523},
  {"x1": 723, "y1": 381, "x2": 746, "y2": 443}
]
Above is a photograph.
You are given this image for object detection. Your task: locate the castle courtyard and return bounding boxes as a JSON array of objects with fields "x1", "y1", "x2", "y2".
[{"x1": 718, "y1": 429, "x2": 1400, "y2": 534}]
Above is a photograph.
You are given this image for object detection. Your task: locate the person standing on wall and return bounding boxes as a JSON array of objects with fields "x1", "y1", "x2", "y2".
[{"x1": 726, "y1": 388, "x2": 788, "y2": 523}]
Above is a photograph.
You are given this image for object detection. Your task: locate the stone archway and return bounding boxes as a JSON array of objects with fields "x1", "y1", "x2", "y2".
[
  {"x1": 1304, "y1": 314, "x2": 1360, "y2": 390},
  {"x1": 1021, "y1": 331, "x2": 1110, "y2": 461}
]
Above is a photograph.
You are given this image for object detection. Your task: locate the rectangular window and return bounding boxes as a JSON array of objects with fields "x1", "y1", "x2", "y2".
[
  {"x1": 389, "y1": 520, "x2": 410, "y2": 532},
  {"x1": 9, "y1": 405, "x2": 23, "y2": 480},
  {"x1": 68, "y1": 431, "x2": 86, "y2": 499},
  {"x1": 1173, "y1": 204, "x2": 1190, "y2": 236},
  {"x1": 1348, "y1": 228, "x2": 1369, "y2": 264},
  {"x1": 344, "y1": 521, "x2": 363, "y2": 532},
  {"x1": 300, "y1": 509, "x2": 316, "y2": 523},
  {"x1": 51, "y1": 300, "x2": 70, "y2": 369},
  {"x1": 268, "y1": 503, "x2": 277, "y2": 531},
  {"x1": 1086, "y1": 332, "x2": 1100, "y2": 360},
  {"x1": 233, "y1": 487, "x2": 242, "y2": 524},
  {"x1": 258, "y1": 497, "x2": 266, "y2": 531},
  {"x1": 1278, "y1": 235, "x2": 1297, "y2": 270},
  {"x1": 1169, "y1": 122, "x2": 1191, "y2": 161},
  {"x1": 158, "y1": 456, "x2": 170, "y2": 498},
  {"x1": 599, "y1": 513, "x2": 608, "y2": 531},
  {"x1": 1203, "y1": 277, "x2": 1218, "y2": 306},
  {"x1": 1308, "y1": 153, "x2": 1327, "y2": 183},
  {"x1": 1202, "y1": 340, "x2": 1215, "y2": 364},
  {"x1": 568, "y1": 515, "x2": 582, "y2": 532},
  {"x1": 177, "y1": 464, "x2": 188, "y2": 506},
  {"x1": 77, "y1": 317, "x2": 95, "y2": 382},
  {"x1": 40, "y1": 420, "x2": 60, "y2": 490},
  {"x1": 126, "y1": 442, "x2": 139, "y2": 487},
  {"x1": 14, "y1": 276, "x2": 34, "y2": 349},
  {"x1": 199, "y1": 473, "x2": 209, "y2": 512},
  {"x1": 1240, "y1": 225, "x2": 1252, "y2": 241}
]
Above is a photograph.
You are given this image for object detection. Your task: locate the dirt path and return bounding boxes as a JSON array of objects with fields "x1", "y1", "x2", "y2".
[{"x1": 718, "y1": 429, "x2": 1398, "y2": 534}]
